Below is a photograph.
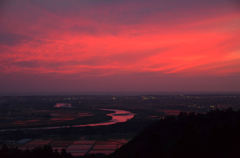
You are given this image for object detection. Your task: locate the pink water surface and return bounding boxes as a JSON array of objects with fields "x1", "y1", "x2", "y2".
[{"x1": 0, "y1": 109, "x2": 135, "y2": 132}]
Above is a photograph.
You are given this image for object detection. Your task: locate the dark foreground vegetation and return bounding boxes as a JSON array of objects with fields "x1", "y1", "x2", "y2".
[
  {"x1": 111, "y1": 108, "x2": 240, "y2": 158},
  {"x1": 1, "y1": 109, "x2": 240, "y2": 158},
  {"x1": 0, "y1": 145, "x2": 72, "y2": 158}
]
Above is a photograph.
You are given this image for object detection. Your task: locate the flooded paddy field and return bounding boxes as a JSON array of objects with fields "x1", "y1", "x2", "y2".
[{"x1": 17, "y1": 139, "x2": 128, "y2": 156}]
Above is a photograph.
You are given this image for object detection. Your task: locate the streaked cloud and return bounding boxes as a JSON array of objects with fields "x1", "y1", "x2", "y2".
[{"x1": 0, "y1": 0, "x2": 239, "y2": 93}]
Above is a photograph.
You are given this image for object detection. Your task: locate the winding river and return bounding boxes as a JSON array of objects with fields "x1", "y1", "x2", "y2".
[{"x1": 0, "y1": 109, "x2": 135, "y2": 132}]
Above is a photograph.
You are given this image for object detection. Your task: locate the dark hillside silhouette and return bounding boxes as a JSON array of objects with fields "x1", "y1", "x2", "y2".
[{"x1": 111, "y1": 109, "x2": 240, "y2": 158}]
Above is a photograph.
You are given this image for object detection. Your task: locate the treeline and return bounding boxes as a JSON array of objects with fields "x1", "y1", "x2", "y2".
[
  {"x1": 0, "y1": 145, "x2": 73, "y2": 158},
  {"x1": 111, "y1": 108, "x2": 240, "y2": 158}
]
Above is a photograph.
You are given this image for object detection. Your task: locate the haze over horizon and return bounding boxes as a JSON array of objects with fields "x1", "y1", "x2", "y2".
[{"x1": 0, "y1": 0, "x2": 240, "y2": 94}]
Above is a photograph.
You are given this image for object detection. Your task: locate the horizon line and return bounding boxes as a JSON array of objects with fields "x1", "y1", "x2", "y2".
[{"x1": 1, "y1": 91, "x2": 240, "y2": 96}]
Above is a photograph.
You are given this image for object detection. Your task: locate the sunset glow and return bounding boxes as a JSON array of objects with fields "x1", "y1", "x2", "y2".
[{"x1": 0, "y1": 0, "x2": 240, "y2": 93}]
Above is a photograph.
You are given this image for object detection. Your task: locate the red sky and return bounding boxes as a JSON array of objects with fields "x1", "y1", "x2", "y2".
[{"x1": 0, "y1": 0, "x2": 240, "y2": 94}]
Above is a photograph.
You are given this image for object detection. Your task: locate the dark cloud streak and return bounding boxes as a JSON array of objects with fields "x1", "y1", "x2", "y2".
[{"x1": 0, "y1": 32, "x2": 31, "y2": 46}]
